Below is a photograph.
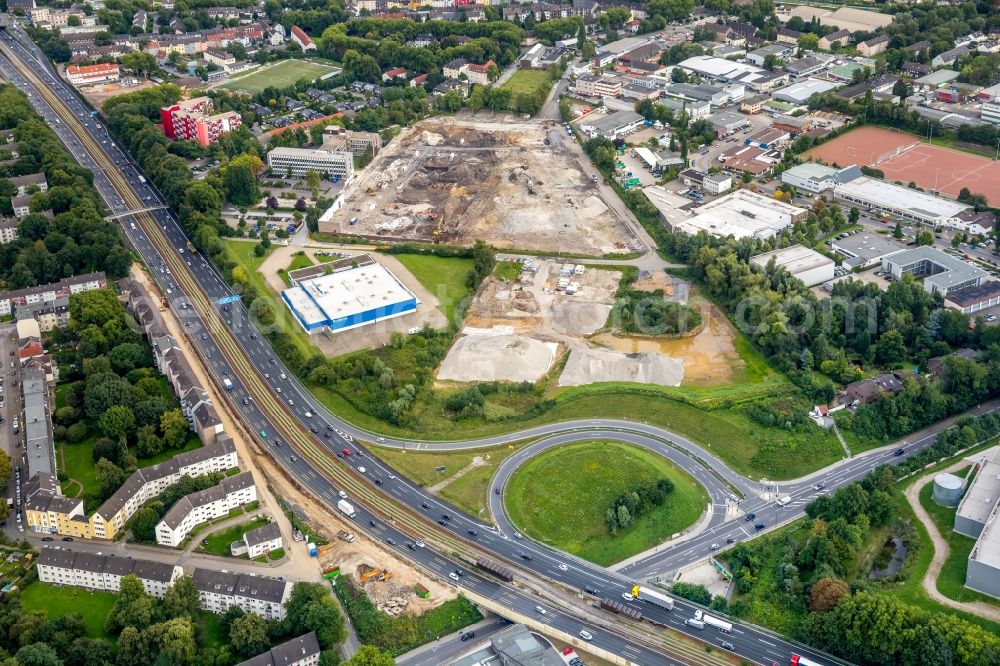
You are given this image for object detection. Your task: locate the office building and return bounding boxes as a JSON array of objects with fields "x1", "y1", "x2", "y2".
[
  {"x1": 267, "y1": 146, "x2": 354, "y2": 179},
  {"x1": 829, "y1": 234, "x2": 903, "y2": 269},
  {"x1": 881, "y1": 246, "x2": 988, "y2": 296},
  {"x1": 321, "y1": 126, "x2": 381, "y2": 157}
]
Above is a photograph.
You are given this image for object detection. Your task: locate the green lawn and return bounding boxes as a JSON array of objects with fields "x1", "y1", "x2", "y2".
[
  {"x1": 59, "y1": 439, "x2": 101, "y2": 497},
  {"x1": 494, "y1": 259, "x2": 523, "y2": 282},
  {"x1": 393, "y1": 253, "x2": 475, "y2": 325},
  {"x1": 371, "y1": 442, "x2": 525, "y2": 521},
  {"x1": 280, "y1": 252, "x2": 315, "y2": 287},
  {"x1": 221, "y1": 241, "x2": 317, "y2": 361},
  {"x1": 500, "y1": 69, "x2": 552, "y2": 95},
  {"x1": 505, "y1": 441, "x2": 708, "y2": 566},
  {"x1": 196, "y1": 516, "x2": 269, "y2": 556},
  {"x1": 20, "y1": 583, "x2": 117, "y2": 639},
  {"x1": 221, "y1": 59, "x2": 339, "y2": 94},
  {"x1": 918, "y1": 478, "x2": 1000, "y2": 607}
]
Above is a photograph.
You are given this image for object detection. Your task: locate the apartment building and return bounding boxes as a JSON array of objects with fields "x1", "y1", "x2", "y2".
[
  {"x1": 0, "y1": 218, "x2": 16, "y2": 244},
  {"x1": 16, "y1": 297, "x2": 69, "y2": 332},
  {"x1": 26, "y1": 437, "x2": 238, "y2": 538},
  {"x1": 266, "y1": 147, "x2": 354, "y2": 179},
  {"x1": 155, "y1": 472, "x2": 257, "y2": 547},
  {"x1": 66, "y1": 63, "x2": 120, "y2": 86},
  {"x1": 464, "y1": 59, "x2": 495, "y2": 85},
  {"x1": 193, "y1": 569, "x2": 292, "y2": 620},
  {"x1": 9, "y1": 173, "x2": 48, "y2": 196},
  {"x1": 242, "y1": 522, "x2": 283, "y2": 559},
  {"x1": 0, "y1": 272, "x2": 105, "y2": 318},
  {"x1": 237, "y1": 633, "x2": 320, "y2": 666},
  {"x1": 37, "y1": 549, "x2": 183, "y2": 598},
  {"x1": 160, "y1": 97, "x2": 243, "y2": 148}
]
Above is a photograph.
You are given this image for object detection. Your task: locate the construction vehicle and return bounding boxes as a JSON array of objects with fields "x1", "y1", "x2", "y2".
[
  {"x1": 337, "y1": 530, "x2": 356, "y2": 543},
  {"x1": 358, "y1": 564, "x2": 392, "y2": 584},
  {"x1": 631, "y1": 585, "x2": 674, "y2": 611},
  {"x1": 366, "y1": 186, "x2": 376, "y2": 196}
]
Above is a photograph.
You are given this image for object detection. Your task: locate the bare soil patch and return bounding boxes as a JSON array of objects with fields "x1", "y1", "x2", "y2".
[{"x1": 320, "y1": 118, "x2": 634, "y2": 255}]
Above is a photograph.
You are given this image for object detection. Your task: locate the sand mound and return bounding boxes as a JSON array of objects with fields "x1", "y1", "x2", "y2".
[
  {"x1": 438, "y1": 330, "x2": 557, "y2": 382},
  {"x1": 558, "y1": 346, "x2": 684, "y2": 387}
]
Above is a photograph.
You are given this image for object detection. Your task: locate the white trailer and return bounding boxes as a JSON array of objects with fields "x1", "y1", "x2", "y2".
[
  {"x1": 631, "y1": 585, "x2": 674, "y2": 611},
  {"x1": 337, "y1": 499, "x2": 357, "y2": 519},
  {"x1": 693, "y1": 610, "x2": 732, "y2": 633}
]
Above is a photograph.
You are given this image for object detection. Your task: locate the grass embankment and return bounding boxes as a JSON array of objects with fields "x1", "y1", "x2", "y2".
[
  {"x1": 220, "y1": 241, "x2": 316, "y2": 362},
  {"x1": 505, "y1": 441, "x2": 708, "y2": 566},
  {"x1": 196, "y1": 516, "x2": 270, "y2": 556},
  {"x1": 392, "y1": 253, "x2": 475, "y2": 324},
  {"x1": 917, "y1": 474, "x2": 1000, "y2": 608},
  {"x1": 371, "y1": 442, "x2": 525, "y2": 520},
  {"x1": 279, "y1": 251, "x2": 315, "y2": 286}
]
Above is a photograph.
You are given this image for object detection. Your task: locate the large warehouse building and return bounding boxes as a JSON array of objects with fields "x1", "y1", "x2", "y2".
[
  {"x1": 829, "y1": 233, "x2": 904, "y2": 268},
  {"x1": 671, "y1": 189, "x2": 807, "y2": 240},
  {"x1": 833, "y1": 175, "x2": 970, "y2": 226},
  {"x1": 955, "y1": 449, "x2": 1000, "y2": 599},
  {"x1": 750, "y1": 244, "x2": 835, "y2": 287},
  {"x1": 281, "y1": 254, "x2": 419, "y2": 335},
  {"x1": 781, "y1": 163, "x2": 859, "y2": 193}
]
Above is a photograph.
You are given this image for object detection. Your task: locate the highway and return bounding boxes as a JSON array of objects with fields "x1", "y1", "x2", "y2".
[{"x1": 2, "y1": 25, "x2": 986, "y2": 665}]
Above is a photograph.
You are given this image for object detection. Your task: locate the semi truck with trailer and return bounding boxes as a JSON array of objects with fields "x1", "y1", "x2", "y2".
[
  {"x1": 630, "y1": 585, "x2": 674, "y2": 611},
  {"x1": 693, "y1": 610, "x2": 732, "y2": 633},
  {"x1": 337, "y1": 499, "x2": 357, "y2": 518},
  {"x1": 790, "y1": 655, "x2": 827, "y2": 666}
]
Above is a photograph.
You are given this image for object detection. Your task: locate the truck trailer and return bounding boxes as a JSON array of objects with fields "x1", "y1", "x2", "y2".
[
  {"x1": 337, "y1": 499, "x2": 357, "y2": 518},
  {"x1": 631, "y1": 585, "x2": 674, "y2": 611},
  {"x1": 693, "y1": 610, "x2": 732, "y2": 633},
  {"x1": 790, "y1": 655, "x2": 828, "y2": 666}
]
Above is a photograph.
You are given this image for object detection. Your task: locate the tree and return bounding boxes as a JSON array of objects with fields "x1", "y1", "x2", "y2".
[
  {"x1": 0, "y1": 451, "x2": 12, "y2": 485},
  {"x1": 344, "y1": 646, "x2": 394, "y2": 666},
  {"x1": 307, "y1": 170, "x2": 321, "y2": 200},
  {"x1": 670, "y1": 582, "x2": 712, "y2": 606},
  {"x1": 99, "y1": 405, "x2": 136, "y2": 440},
  {"x1": 144, "y1": 618, "x2": 197, "y2": 665},
  {"x1": 107, "y1": 576, "x2": 157, "y2": 633},
  {"x1": 576, "y1": 23, "x2": 586, "y2": 48},
  {"x1": 160, "y1": 409, "x2": 189, "y2": 448},
  {"x1": 229, "y1": 613, "x2": 270, "y2": 657},
  {"x1": 798, "y1": 33, "x2": 819, "y2": 51},
  {"x1": 121, "y1": 52, "x2": 157, "y2": 77},
  {"x1": 136, "y1": 425, "x2": 164, "y2": 458},
  {"x1": 95, "y1": 458, "x2": 127, "y2": 500},
  {"x1": 893, "y1": 221, "x2": 903, "y2": 238},
  {"x1": 162, "y1": 576, "x2": 201, "y2": 620},
  {"x1": 15, "y1": 643, "x2": 63, "y2": 666},
  {"x1": 224, "y1": 154, "x2": 260, "y2": 207},
  {"x1": 283, "y1": 582, "x2": 346, "y2": 648},
  {"x1": 809, "y1": 577, "x2": 849, "y2": 612}
]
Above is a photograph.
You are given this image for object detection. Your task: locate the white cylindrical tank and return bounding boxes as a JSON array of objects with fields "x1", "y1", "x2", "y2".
[{"x1": 932, "y1": 472, "x2": 964, "y2": 507}]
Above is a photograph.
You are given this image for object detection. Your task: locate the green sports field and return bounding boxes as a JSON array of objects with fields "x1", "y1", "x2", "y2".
[{"x1": 222, "y1": 59, "x2": 340, "y2": 94}]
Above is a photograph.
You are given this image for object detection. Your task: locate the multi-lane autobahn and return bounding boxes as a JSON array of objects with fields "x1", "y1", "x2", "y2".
[{"x1": 2, "y1": 25, "x2": 988, "y2": 665}]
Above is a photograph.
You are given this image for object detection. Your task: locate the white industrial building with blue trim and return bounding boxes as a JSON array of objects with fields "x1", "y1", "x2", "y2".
[{"x1": 281, "y1": 254, "x2": 420, "y2": 335}]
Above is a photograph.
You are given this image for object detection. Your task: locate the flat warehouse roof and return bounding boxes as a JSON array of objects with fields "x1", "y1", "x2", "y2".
[
  {"x1": 751, "y1": 244, "x2": 834, "y2": 274},
  {"x1": 830, "y1": 234, "x2": 904, "y2": 261},
  {"x1": 282, "y1": 255, "x2": 419, "y2": 331},
  {"x1": 958, "y1": 454, "x2": 1000, "y2": 526},
  {"x1": 834, "y1": 176, "x2": 969, "y2": 220}
]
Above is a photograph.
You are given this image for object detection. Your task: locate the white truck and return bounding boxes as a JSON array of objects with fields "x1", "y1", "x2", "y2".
[
  {"x1": 693, "y1": 610, "x2": 732, "y2": 633},
  {"x1": 337, "y1": 499, "x2": 357, "y2": 519},
  {"x1": 631, "y1": 585, "x2": 674, "y2": 611}
]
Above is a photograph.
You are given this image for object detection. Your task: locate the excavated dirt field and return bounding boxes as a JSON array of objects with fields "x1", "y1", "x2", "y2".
[
  {"x1": 319, "y1": 118, "x2": 634, "y2": 255},
  {"x1": 437, "y1": 260, "x2": 621, "y2": 382}
]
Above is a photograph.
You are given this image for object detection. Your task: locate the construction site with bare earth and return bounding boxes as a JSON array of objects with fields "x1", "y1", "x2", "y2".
[{"x1": 319, "y1": 118, "x2": 637, "y2": 256}]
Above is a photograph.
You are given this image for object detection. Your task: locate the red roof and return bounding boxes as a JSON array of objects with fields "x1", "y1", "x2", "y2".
[
  {"x1": 385, "y1": 67, "x2": 407, "y2": 77},
  {"x1": 67, "y1": 63, "x2": 119, "y2": 75},
  {"x1": 290, "y1": 25, "x2": 313, "y2": 46},
  {"x1": 466, "y1": 59, "x2": 495, "y2": 74},
  {"x1": 411, "y1": 73, "x2": 428, "y2": 84}
]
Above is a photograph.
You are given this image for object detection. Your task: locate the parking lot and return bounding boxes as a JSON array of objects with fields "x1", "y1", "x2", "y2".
[{"x1": 0, "y1": 324, "x2": 23, "y2": 536}]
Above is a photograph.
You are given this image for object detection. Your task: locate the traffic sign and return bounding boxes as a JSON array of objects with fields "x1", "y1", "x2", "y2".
[{"x1": 218, "y1": 295, "x2": 241, "y2": 305}]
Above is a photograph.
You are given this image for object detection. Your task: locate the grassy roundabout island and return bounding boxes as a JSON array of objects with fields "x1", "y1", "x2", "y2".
[{"x1": 505, "y1": 441, "x2": 709, "y2": 566}]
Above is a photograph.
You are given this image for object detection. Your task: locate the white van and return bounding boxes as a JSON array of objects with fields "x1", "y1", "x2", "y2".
[
  {"x1": 777, "y1": 496, "x2": 792, "y2": 507},
  {"x1": 535, "y1": 606, "x2": 547, "y2": 615}
]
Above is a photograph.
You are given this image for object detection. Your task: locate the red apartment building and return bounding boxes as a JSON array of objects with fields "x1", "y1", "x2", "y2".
[{"x1": 160, "y1": 97, "x2": 242, "y2": 147}]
